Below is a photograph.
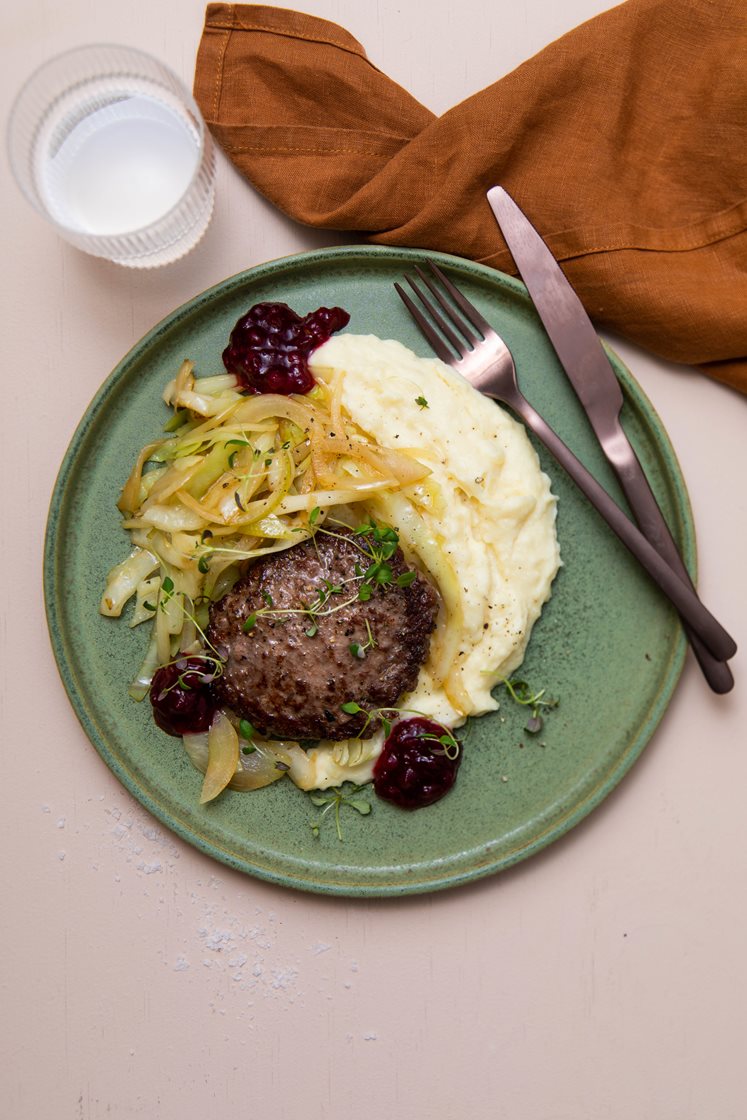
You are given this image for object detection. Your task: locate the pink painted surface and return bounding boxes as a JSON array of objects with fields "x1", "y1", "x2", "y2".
[{"x1": 1, "y1": 2, "x2": 745, "y2": 1117}]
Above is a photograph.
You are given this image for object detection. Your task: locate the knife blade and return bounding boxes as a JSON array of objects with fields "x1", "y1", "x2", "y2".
[{"x1": 486, "y1": 185, "x2": 734, "y2": 693}]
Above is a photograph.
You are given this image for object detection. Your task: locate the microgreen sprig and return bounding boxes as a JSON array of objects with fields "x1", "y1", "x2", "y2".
[
  {"x1": 318, "y1": 516, "x2": 417, "y2": 599},
  {"x1": 240, "y1": 515, "x2": 417, "y2": 638},
  {"x1": 350, "y1": 619, "x2": 377, "y2": 660},
  {"x1": 150, "y1": 654, "x2": 223, "y2": 702},
  {"x1": 153, "y1": 576, "x2": 224, "y2": 687},
  {"x1": 239, "y1": 718, "x2": 258, "y2": 755},
  {"x1": 309, "y1": 783, "x2": 372, "y2": 841},
  {"x1": 338, "y1": 702, "x2": 461, "y2": 760},
  {"x1": 241, "y1": 573, "x2": 359, "y2": 636},
  {"x1": 499, "y1": 677, "x2": 559, "y2": 734}
]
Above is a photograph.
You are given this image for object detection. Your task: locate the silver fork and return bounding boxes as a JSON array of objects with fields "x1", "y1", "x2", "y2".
[{"x1": 395, "y1": 263, "x2": 736, "y2": 663}]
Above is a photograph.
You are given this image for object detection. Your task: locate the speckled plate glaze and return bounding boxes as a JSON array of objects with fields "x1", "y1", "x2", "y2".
[{"x1": 44, "y1": 246, "x2": 693, "y2": 896}]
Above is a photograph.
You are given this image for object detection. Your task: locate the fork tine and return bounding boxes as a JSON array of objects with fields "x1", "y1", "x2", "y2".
[
  {"x1": 404, "y1": 274, "x2": 471, "y2": 360},
  {"x1": 428, "y1": 262, "x2": 493, "y2": 337},
  {"x1": 410, "y1": 267, "x2": 474, "y2": 351},
  {"x1": 414, "y1": 265, "x2": 481, "y2": 348},
  {"x1": 394, "y1": 281, "x2": 454, "y2": 364}
]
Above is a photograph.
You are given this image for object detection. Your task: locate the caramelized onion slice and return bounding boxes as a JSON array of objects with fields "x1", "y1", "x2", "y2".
[
  {"x1": 199, "y1": 712, "x2": 239, "y2": 804},
  {"x1": 183, "y1": 728, "x2": 300, "y2": 792}
]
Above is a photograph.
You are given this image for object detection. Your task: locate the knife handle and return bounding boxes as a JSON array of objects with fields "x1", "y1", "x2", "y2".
[
  {"x1": 502, "y1": 389, "x2": 738, "y2": 663},
  {"x1": 607, "y1": 425, "x2": 734, "y2": 692}
]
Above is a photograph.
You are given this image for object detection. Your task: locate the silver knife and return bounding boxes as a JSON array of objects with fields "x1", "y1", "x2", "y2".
[{"x1": 486, "y1": 185, "x2": 734, "y2": 693}]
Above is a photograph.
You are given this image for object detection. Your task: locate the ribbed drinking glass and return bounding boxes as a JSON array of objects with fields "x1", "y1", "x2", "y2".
[{"x1": 7, "y1": 44, "x2": 216, "y2": 267}]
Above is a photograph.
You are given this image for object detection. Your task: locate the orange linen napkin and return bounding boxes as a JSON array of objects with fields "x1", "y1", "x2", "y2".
[{"x1": 194, "y1": 0, "x2": 747, "y2": 394}]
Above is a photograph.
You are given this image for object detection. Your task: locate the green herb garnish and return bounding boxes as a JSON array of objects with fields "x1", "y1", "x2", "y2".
[
  {"x1": 338, "y1": 702, "x2": 461, "y2": 758},
  {"x1": 309, "y1": 783, "x2": 372, "y2": 841},
  {"x1": 233, "y1": 518, "x2": 418, "y2": 640},
  {"x1": 499, "y1": 678, "x2": 558, "y2": 734},
  {"x1": 396, "y1": 570, "x2": 417, "y2": 587},
  {"x1": 238, "y1": 719, "x2": 257, "y2": 755},
  {"x1": 349, "y1": 619, "x2": 377, "y2": 660}
]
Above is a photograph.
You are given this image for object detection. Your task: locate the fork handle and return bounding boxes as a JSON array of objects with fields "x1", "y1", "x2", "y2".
[
  {"x1": 503, "y1": 389, "x2": 737, "y2": 663},
  {"x1": 608, "y1": 420, "x2": 734, "y2": 692}
]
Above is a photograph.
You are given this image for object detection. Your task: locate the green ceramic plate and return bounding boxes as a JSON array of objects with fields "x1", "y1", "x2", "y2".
[{"x1": 44, "y1": 246, "x2": 692, "y2": 896}]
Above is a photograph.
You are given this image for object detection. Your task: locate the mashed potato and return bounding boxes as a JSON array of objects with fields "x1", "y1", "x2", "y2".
[{"x1": 288, "y1": 334, "x2": 560, "y2": 789}]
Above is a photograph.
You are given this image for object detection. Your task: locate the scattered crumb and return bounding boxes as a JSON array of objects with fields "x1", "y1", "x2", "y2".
[
  {"x1": 270, "y1": 967, "x2": 298, "y2": 991},
  {"x1": 137, "y1": 861, "x2": 162, "y2": 875}
]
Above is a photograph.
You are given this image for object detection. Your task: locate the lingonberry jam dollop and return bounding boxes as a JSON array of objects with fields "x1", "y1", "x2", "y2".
[
  {"x1": 150, "y1": 657, "x2": 219, "y2": 737},
  {"x1": 373, "y1": 717, "x2": 461, "y2": 809},
  {"x1": 222, "y1": 302, "x2": 350, "y2": 395}
]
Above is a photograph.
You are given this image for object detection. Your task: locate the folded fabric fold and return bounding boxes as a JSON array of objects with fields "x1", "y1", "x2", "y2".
[{"x1": 194, "y1": 0, "x2": 747, "y2": 393}]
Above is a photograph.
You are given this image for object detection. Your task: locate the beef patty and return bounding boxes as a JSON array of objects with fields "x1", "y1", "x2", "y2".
[{"x1": 207, "y1": 527, "x2": 439, "y2": 741}]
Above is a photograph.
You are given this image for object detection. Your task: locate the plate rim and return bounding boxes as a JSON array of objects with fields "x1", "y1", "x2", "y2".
[{"x1": 43, "y1": 244, "x2": 692, "y2": 896}]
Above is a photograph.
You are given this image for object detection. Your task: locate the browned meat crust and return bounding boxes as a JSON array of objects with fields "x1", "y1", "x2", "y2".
[{"x1": 207, "y1": 528, "x2": 439, "y2": 741}]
